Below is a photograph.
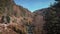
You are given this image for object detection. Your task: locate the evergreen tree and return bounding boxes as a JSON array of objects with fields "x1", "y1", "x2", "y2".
[
  {"x1": 55, "y1": 0, "x2": 60, "y2": 1},
  {"x1": 43, "y1": 0, "x2": 60, "y2": 34},
  {"x1": 6, "y1": 15, "x2": 10, "y2": 23}
]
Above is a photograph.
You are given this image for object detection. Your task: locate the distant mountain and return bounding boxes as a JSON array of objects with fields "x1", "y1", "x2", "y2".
[{"x1": 33, "y1": 8, "x2": 48, "y2": 34}]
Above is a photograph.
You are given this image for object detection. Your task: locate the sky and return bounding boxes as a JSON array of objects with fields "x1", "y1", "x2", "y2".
[{"x1": 14, "y1": 0, "x2": 55, "y2": 12}]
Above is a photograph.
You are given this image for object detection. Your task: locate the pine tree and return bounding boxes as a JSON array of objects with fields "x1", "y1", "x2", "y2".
[
  {"x1": 55, "y1": 0, "x2": 60, "y2": 1},
  {"x1": 43, "y1": 1, "x2": 60, "y2": 34}
]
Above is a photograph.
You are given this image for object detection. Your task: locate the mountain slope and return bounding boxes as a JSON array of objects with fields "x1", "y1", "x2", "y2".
[{"x1": 0, "y1": 0, "x2": 34, "y2": 34}]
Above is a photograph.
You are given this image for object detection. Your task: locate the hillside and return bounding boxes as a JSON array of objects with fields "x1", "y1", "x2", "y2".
[{"x1": 0, "y1": 0, "x2": 34, "y2": 34}]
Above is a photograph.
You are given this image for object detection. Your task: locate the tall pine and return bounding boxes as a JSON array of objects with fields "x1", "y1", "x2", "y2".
[{"x1": 43, "y1": 0, "x2": 60, "y2": 34}]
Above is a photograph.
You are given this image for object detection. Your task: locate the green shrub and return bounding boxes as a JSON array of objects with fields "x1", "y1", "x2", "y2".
[
  {"x1": 0, "y1": 32, "x2": 2, "y2": 34},
  {"x1": 6, "y1": 16, "x2": 10, "y2": 23},
  {"x1": 13, "y1": 27, "x2": 24, "y2": 34}
]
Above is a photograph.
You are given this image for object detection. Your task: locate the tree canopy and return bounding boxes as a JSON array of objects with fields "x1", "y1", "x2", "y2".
[{"x1": 55, "y1": 0, "x2": 60, "y2": 1}]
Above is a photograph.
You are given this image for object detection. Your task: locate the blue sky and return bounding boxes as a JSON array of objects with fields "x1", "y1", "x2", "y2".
[{"x1": 14, "y1": 0, "x2": 55, "y2": 12}]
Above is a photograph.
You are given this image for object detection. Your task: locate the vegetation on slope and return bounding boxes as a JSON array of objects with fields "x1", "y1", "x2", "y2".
[{"x1": 43, "y1": 0, "x2": 60, "y2": 34}]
